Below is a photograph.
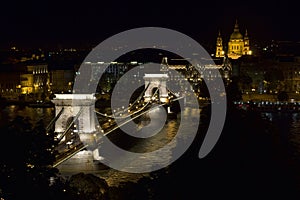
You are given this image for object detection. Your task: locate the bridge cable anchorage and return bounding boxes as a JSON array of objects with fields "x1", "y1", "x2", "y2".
[
  {"x1": 46, "y1": 107, "x2": 65, "y2": 131},
  {"x1": 56, "y1": 107, "x2": 84, "y2": 142},
  {"x1": 52, "y1": 144, "x2": 89, "y2": 168}
]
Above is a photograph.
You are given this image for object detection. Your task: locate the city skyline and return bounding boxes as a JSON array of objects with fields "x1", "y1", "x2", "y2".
[
  {"x1": 1, "y1": 0, "x2": 300, "y2": 49},
  {"x1": 2, "y1": 1, "x2": 300, "y2": 199}
]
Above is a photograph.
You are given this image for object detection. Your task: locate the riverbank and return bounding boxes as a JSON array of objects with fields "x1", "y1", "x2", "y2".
[
  {"x1": 243, "y1": 92, "x2": 300, "y2": 102},
  {"x1": 0, "y1": 99, "x2": 54, "y2": 108}
]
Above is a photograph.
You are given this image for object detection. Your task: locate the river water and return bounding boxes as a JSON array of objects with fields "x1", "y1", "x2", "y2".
[
  {"x1": 0, "y1": 105, "x2": 54, "y2": 127},
  {"x1": 0, "y1": 104, "x2": 200, "y2": 185},
  {"x1": 2, "y1": 104, "x2": 300, "y2": 192},
  {"x1": 264, "y1": 112, "x2": 300, "y2": 161}
]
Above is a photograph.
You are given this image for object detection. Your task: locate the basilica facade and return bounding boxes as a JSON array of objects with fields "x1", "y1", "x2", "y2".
[{"x1": 216, "y1": 20, "x2": 252, "y2": 59}]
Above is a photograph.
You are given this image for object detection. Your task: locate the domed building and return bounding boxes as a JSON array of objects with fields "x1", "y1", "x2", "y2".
[{"x1": 216, "y1": 20, "x2": 252, "y2": 59}]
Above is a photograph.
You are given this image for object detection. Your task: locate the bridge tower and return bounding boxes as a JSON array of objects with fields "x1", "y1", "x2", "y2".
[
  {"x1": 51, "y1": 94, "x2": 104, "y2": 172},
  {"x1": 143, "y1": 57, "x2": 170, "y2": 103},
  {"x1": 51, "y1": 94, "x2": 97, "y2": 141},
  {"x1": 143, "y1": 73, "x2": 169, "y2": 103}
]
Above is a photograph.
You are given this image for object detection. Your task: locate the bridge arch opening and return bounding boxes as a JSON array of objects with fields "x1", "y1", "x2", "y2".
[
  {"x1": 143, "y1": 74, "x2": 168, "y2": 103},
  {"x1": 65, "y1": 116, "x2": 80, "y2": 142},
  {"x1": 151, "y1": 87, "x2": 160, "y2": 101}
]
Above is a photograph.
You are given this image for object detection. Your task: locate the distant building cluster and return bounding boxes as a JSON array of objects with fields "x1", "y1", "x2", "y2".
[
  {"x1": 1, "y1": 23, "x2": 300, "y2": 103},
  {"x1": 0, "y1": 48, "x2": 83, "y2": 101},
  {"x1": 0, "y1": 64, "x2": 75, "y2": 101},
  {"x1": 213, "y1": 20, "x2": 300, "y2": 101}
]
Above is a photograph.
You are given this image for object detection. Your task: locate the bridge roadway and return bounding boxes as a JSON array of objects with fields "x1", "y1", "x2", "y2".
[
  {"x1": 54, "y1": 100, "x2": 202, "y2": 185},
  {"x1": 52, "y1": 93, "x2": 185, "y2": 167}
]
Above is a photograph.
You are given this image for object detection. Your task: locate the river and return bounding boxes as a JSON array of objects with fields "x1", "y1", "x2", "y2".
[
  {"x1": 0, "y1": 104, "x2": 200, "y2": 186},
  {"x1": 0, "y1": 104, "x2": 54, "y2": 127},
  {"x1": 264, "y1": 112, "x2": 300, "y2": 162},
  {"x1": 2, "y1": 104, "x2": 300, "y2": 196},
  {"x1": 2, "y1": 105, "x2": 300, "y2": 168}
]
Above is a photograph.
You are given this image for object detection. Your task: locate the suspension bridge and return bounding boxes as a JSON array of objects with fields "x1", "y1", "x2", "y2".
[{"x1": 47, "y1": 72, "x2": 186, "y2": 171}]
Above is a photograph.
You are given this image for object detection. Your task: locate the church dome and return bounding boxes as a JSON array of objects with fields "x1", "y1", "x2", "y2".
[
  {"x1": 230, "y1": 20, "x2": 243, "y2": 40},
  {"x1": 230, "y1": 31, "x2": 243, "y2": 40}
]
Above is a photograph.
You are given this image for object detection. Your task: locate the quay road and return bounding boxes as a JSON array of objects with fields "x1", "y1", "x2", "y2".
[{"x1": 234, "y1": 100, "x2": 300, "y2": 113}]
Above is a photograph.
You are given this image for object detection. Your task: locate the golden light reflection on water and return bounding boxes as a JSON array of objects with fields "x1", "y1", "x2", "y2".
[
  {"x1": 167, "y1": 120, "x2": 177, "y2": 139},
  {"x1": 97, "y1": 107, "x2": 201, "y2": 186},
  {"x1": 2, "y1": 105, "x2": 54, "y2": 125},
  {"x1": 1, "y1": 105, "x2": 201, "y2": 187}
]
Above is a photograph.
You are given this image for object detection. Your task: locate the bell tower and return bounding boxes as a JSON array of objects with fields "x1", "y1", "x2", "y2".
[
  {"x1": 243, "y1": 29, "x2": 252, "y2": 55},
  {"x1": 215, "y1": 30, "x2": 224, "y2": 57}
]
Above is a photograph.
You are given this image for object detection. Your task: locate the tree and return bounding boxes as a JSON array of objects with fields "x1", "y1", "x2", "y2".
[
  {"x1": 264, "y1": 68, "x2": 284, "y2": 92},
  {"x1": 277, "y1": 91, "x2": 289, "y2": 101},
  {"x1": 198, "y1": 81, "x2": 209, "y2": 98},
  {"x1": 68, "y1": 173, "x2": 109, "y2": 199},
  {"x1": 226, "y1": 76, "x2": 243, "y2": 103},
  {"x1": 0, "y1": 117, "x2": 59, "y2": 199},
  {"x1": 239, "y1": 72, "x2": 252, "y2": 92},
  {"x1": 264, "y1": 68, "x2": 284, "y2": 82}
]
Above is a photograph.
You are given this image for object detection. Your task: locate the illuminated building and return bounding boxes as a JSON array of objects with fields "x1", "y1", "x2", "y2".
[
  {"x1": 20, "y1": 70, "x2": 34, "y2": 95},
  {"x1": 215, "y1": 31, "x2": 225, "y2": 57},
  {"x1": 20, "y1": 64, "x2": 49, "y2": 100},
  {"x1": 216, "y1": 20, "x2": 252, "y2": 59},
  {"x1": 50, "y1": 70, "x2": 74, "y2": 94},
  {"x1": 0, "y1": 73, "x2": 21, "y2": 100}
]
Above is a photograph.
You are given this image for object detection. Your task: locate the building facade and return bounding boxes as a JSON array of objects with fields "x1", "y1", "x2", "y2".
[
  {"x1": 20, "y1": 64, "x2": 49, "y2": 100},
  {"x1": 216, "y1": 20, "x2": 252, "y2": 59}
]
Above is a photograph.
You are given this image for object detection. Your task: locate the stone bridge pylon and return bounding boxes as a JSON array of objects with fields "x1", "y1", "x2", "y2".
[{"x1": 51, "y1": 94, "x2": 104, "y2": 172}]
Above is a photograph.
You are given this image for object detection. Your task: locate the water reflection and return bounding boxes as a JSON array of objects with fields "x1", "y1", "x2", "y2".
[
  {"x1": 0, "y1": 105, "x2": 54, "y2": 127},
  {"x1": 263, "y1": 112, "x2": 300, "y2": 161},
  {"x1": 289, "y1": 113, "x2": 300, "y2": 159},
  {"x1": 98, "y1": 107, "x2": 201, "y2": 186}
]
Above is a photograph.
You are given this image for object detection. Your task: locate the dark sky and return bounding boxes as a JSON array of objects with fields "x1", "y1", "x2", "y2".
[{"x1": 1, "y1": 0, "x2": 300, "y2": 49}]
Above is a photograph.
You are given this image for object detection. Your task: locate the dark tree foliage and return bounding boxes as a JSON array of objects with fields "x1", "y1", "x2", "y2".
[
  {"x1": 0, "y1": 116, "x2": 60, "y2": 199},
  {"x1": 226, "y1": 76, "x2": 243, "y2": 103},
  {"x1": 67, "y1": 173, "x2": 109, "y2": 199},
  {"x1": 0, "y1": 117, "x2": 112, "y2": 200},
  {"x1": 198, "y1": 81, "x2": 210, "y2": 98},
  {"x1": 264, "y1": 68, "x2": 284, "y2": 82},
  {"x1": 277, "y1": 91, "x2": 289, "y2": 101},
  {"x1": 239, "y1": 72, "x2": 252, "y2": 91}
]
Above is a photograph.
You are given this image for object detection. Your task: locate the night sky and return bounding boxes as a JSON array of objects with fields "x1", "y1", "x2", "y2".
[{"x1": 1, "y1": 0, "x2": 300, "y2": 49}]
